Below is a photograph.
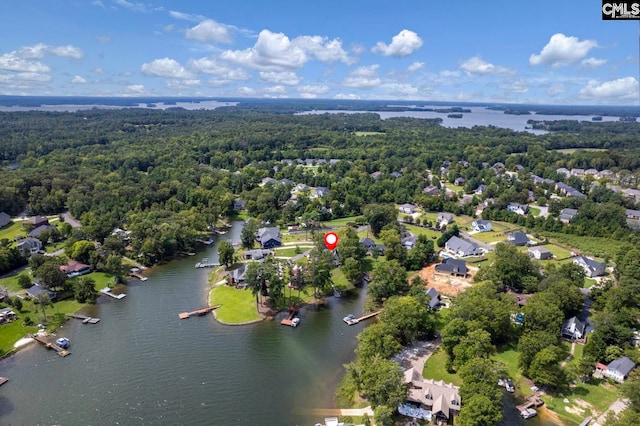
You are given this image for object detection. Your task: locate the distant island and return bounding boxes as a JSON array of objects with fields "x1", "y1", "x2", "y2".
[{"x1": 447, "y1": 113, "x2": 463, "y2": 118}]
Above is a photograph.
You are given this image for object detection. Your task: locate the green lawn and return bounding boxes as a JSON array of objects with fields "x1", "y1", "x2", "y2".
[
  {"x1": 0, "y1": 270, "x2": 29, "y2": 293},
  {"x1": 87, "y1": 272, "x2": 117, "y2": 289},
  {"x1": 491, "y1": 346, "x2": 530, "y2": 393},
  {"x1": 542, "y1": 380, "x2": 620, "y2": 424},
  {"x1": 357, "y1": 229, "x2": 382, "y2": 243},
  {"x1": 422, "y1": 347, "x2": 463, "y2": 387},
  {"x1": 537, "y1": 243, "x2": 572, "y2": 260},
  {"x1": 210, "y1": 285, "x2": 262, "y2": 324},
  {"x1": 281, "y1": 232, "x2": 314, "y2": 243},
  {"x1": 0, "y1": 221, "x2": 27, "y2": 243},
  {"x1": 322, "y1": 216, "x2": 362, "y2": 227},
  {"x1": 331, "y1": 268, "x2": 354, "y2": 292},
  {"x1": 544, "y1": 232, "x2": 630, "y2": 260},
  {"x1": 403, "y1": 224, "x2": 442, "y2": 241},
  {"x1": 528, "y1": 207, "x2": 541, "y2": 217},
  {"x1": 274, "y1": 246, "x2": 312, "y2": 258},
  {"x1": 471, "y1": 231, "x2": 506, "y2": 244},
  {"x1": 0, "y1": 318, "x2": 38, "y2": 357}
]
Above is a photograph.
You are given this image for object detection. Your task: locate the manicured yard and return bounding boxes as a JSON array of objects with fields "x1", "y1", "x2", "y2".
[
  {"x1": 322, "y1": 216, "x2": 362, "y2": 227},
  {"x1": 537, "y1": 244, "x2": 573, "y2": 260},
  {"x1": 87, "y1": 272, "x2": 117, "y2": 289},
  {"x1": 0, "y1": 270, "x2": 29, "y2": 292},
  {"x1": 471, "y1": 231, "x2": 506, "y2": 244},
  {"x1": 542, "y1": 380, "x2": 620, "y2": 424},
  {"x1": 357, "y1": 230, "x2": 382, "y2": 243},
  {"x1": 331, "y1": 268, "x2": 353, "y2": 291},
  {"x1": 0, "y1": 319, "x2": 38, "y2": 357},
  {"x1": 402, "y1": 224, "x2": 442, "y2": 241},
  {"x1": 491, "y1": 346, "x2": 530, "y2": 392},
  {"x1": 281, "y1": 232, "x2": 314, "y2": 243},
  {"x1": 528, "y1": 207, "x2": 541, "y2": 217},
  {"x1": 210, "y1": 285, "x2": 262, "y2": 324},
  {"x1": 0, "y1": 221, "x2": 26, "y2": 243},
  {"x1": 422, "y1": 347, "x2": 463, "y2": 387},
  {"x1": 274, "y1": 246, "x2": 312, "y2": 258}
]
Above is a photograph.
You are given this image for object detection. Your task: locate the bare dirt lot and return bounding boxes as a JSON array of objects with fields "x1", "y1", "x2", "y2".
[{"x1": 417, "y1": 264, "x2": 478, "y2": 297}]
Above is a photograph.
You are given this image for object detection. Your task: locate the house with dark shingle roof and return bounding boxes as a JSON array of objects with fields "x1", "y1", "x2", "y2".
[
  {"x1": 423, "y1": 185, "x2": 440, "y2": 196},
  {"x1": 507, "y1": 231, "x2": 530, "y2": 246},
  {"x1": 560, "y1": 208, "x2": 578, "y2": 223},
  {"x1": 0, "y1": 212, "x2": 10, "y2": 229},
  {"x1": 425, "y1": 287, "x2": 440, "y2": 310},
  {"x1": 16, "y1": 237, "x2": 42, "y2": 256},
  {"x1": 60, "y1": 260, "x2": 92, "y2": 278},
  {"x1": 28, "y1": 224, "x2": 57, "y2": 238},
  {"x1": 27, "y1": 216, "x2": 49, "y2": 228},
  {"x1": 562, "y1": 316, "x2": 585, "y2": 340},
  {"x1": 471, "y1": 219, "x2": 491, "y2": 232},
  {"x1": 435, "y1": 258, "x2": 468, "y2": 277},
  {"x1": 573, "y1": 255, "x2": 606, "y2": 278},
  {"x1": 359, "y1": 238, "x2": 376, "y2": 251},
  {"x1": 256, "y1": 227, "x2": 282, "y2": 249},
  {"x1": 27, "y1": 284, "x2": 57, "y2": 300},
  {"x1": 399, "y1": 204, "x2": 416, "y2": 214}
]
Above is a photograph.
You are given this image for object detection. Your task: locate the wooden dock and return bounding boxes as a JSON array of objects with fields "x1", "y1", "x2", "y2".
[
  {"x1": 178, "y1": 305, "x2": 221, "y2": 319},
  {"x1": 516, "y1": 393, "x2": 544, "y2": 413},
  {"x1": 66, "y1": 314, "x2": 100, "y2": 324},
  {"x1": 128, "y1": 272, "x2": 148, "y2": 281},
  {"x1": 100, "y1": 287, "x2": 126, "y2": 299},
  {"x1": 0, "y1": 377, "x2": 8, "y2": 387},
  {"x1": 280, "y1": 305, "x2": 299, "y2": 327},
  {"x1": 343, "y1": 310, "x2": 383, "y2": 326},
  {"x1": 195, "y1": 258, "x2": 219, "y2": 268},
  {"x1": 31, "y1": 335, "x2": 70, "y2": 357}
]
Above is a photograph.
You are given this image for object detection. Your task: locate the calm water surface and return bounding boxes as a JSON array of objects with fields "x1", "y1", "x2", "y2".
[{"x1": 0, "y1": 222, "x2": 367, "y2": 425}]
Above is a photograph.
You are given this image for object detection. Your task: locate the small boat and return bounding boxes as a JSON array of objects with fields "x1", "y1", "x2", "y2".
[
  {"x1": 56, "y1": 337, "x2": 70, "y2": 349},
  {"x1": 505, "y1": 379, "x2": 515, "y2": 393},
  {"x1": 521, "y1": 408, "x2": 537, "y2": 419},
  {"x1": 291, "y1": 318, "x2": 300, "y2": 327}
]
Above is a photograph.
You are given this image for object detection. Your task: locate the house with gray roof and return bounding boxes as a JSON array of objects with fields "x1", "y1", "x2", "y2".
[
  {"x1": 423, "y1": 185, "x2": 440, "y2": 196},
  {"x1": 507, "y1": 231, "x2": 530, "y2": 246},
  {"x1": 444, "y1": 236, "x2": 483, "y2": 257},
  {"x1": 27, "y1": 284, "x2": 57, "y2": 300},
  {"x1": 229, "y1": 264, "x2": 247, "y2": 284},
  {"x1": 425, "y1": 287, "x2": 440, "y2": 310},
  {"x1": 562, "y1": 316, "x2": 585, "y2": 340},
  {"x1": 437, "y1": 212, "x2": 454, "y2": 227},
  {"x1": 260, "y1": 177, "x2": 277, "y2": 186},
  {"x1": 560, "y1": 208, "x2": 578, "y2": 223},
  {"x1": 0, "y1": 212, "x2": 10, "y2": 229},
  {"x1": 528, "y1": 246, "x2": 552, "y2": 260},
  {"x1": 359, "y1": 238, "x2": 376, "y2": 251},
  {"x1": 573, "y1": 255, "x2": 606, "y2": 277},
  {"x1": 399, "y1": 203, "x2": 416, "y2": 214},
  {"x1": 507, "y1": 203, "x2": 529, "y2": 215},
  {"x1": 405, "y1": 377, "x2": 461, "y2": 424},
  {"x1": 604, "y1": 356, "x2": 636, "y2": 382},
  {"x1": 233, "y1": 199, "x2": 245, "y2": 211},
  {"x1": 471, "y1": 219, "x2": 491, "y2": 232},
  {"x1": 256, "y1": 227, "x2": 282, "y2": 249},
  {"x1": 16, "y1": 237, "x2": 42, "y2": 256},
  {"x1": 435, "y1": 258, "x2": 468, "y2": 277},
  {"x1": 28, "y1": 224, "x2": 57, "y2": 238},
  {"x1": 243, "y1": 249, "x2": 272, "y2": 261}
]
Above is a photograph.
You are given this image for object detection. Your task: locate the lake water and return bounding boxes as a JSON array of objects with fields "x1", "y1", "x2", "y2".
[
  {"x1": 0, "y1": 100, "x2": 237, "y2": 112},
  {"x1": 0, "y1": 222, "x2": 368, "y2": 425},
  {"x1": 296, "y1": 108, "x2": 620, "y2": 135}
]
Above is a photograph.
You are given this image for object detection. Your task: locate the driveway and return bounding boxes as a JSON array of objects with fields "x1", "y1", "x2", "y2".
[
  {"x1": 460, "y1": 232, "x2": 495, "y2": 252},
  {"x1": 62, "y1": 211, "x2": 82, "y2": 228}
]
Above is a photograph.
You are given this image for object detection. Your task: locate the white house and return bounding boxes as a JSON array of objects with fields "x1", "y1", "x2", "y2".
[
  {"x1": 528, "y1": 246, "x2": 552, "y2": 260},
  {"x1": 561, "y1": 316, "x2": 585, "y2": 340},
  {"x1": 471, "y1": 220, "x2": 491, "y2": 232},
  {"x1": 507, "y1": 203, "x2": 529, "y2": 216},
  {"x1": 573, "y1": 255, "x2": 606, "y2": 278},
  {"x1": 437, "y1": 212, "x2": 454, "y2": 228},
  {"x1": 603, "y1": 356, "x2": 636, "y2": 383},
  {"x1": 399, "y1": 204, "x2": 416, "y2": 214}
]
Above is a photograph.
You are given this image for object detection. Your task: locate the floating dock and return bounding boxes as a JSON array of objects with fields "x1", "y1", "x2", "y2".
[
  {"x1": 343, "y1": 310, "x2": 382, "y2": 326},
  {"x1": 178, "y1": 305, "x2": 221, "y2": 319},
  {"x1": 280, "y1": 305, "x2": 300, "y2": 327},
  {"x1": 516, "y1": 393, "x2": 544, "y2": 417},
  {"x1": 66, "y1": 314, "x2": 100, "y2": 324},
  {"x1": 128, "y1": 271, "x2": 148, "y2": 281},
  {"x1": 195, "y1": 258, "x2": 219, "y2": 268},
  {"x1": 31, "y1": 334, "x2": 70, "y2": 357},
  {"x1": 100, "y1": 287, "x2": 126, "y2": 299},
  {"x1": 0, "y1": 377, "x2": 8, "y2": 387}
]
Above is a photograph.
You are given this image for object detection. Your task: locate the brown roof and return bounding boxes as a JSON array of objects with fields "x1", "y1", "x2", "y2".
[{"x1": 60, "y1": 260, "x2": 91, "y2": 273}]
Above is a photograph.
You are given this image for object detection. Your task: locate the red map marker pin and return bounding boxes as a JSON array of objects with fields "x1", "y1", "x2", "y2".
[{"x1": 324, "y1": 232, "x2": 339, "y2": 251}]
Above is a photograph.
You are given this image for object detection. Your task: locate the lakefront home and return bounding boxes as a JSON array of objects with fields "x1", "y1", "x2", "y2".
[
  {"x1": 561, "y1": 316, "x2": 586, "y2": 340},
  {"x1": 404, "y1": 371, "x2": 461, "y2": 425},
  {"x1": 256, "y1": 227, "x2": 282, "y2": 249},
  {"x1": 59, "y1": 260, "x2": 92, "y2": 278},
  {"x1": 601, "y1": 356, "x2": 636, "y2": 383}
]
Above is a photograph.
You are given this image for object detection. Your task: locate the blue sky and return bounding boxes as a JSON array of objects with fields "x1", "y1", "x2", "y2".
[{"x1": 0, "y1": 0, "x2": 638, "y2": 104}]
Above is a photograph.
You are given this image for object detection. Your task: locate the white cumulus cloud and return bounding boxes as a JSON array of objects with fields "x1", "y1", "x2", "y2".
[
  {"x1": 126, "y1": 84, "x2": 145, "y2": 94},
  {"x1": 460, "y1": 56, "x2": 515, "y2": 76},
  {"x1": 166, "y1": 79, "x2": 201, "y2": 89},
  {"x1": 259, "y1": 71, "x2": 302, "y2": 85},
  {"x1": 580, "y1": 57, "x2": 607, "y2": 69},
  {"x1": 408, "y1": 62, "x2": 425, "y2": 72},
  {"x1": 185, "y1": 19, "x2": 232, "y2": 44},
  {"x1": 372, "y1": 30, "x2": 423, "y2": 57},
  {"x1": 579, "y1": 77, "x2": 638, "y2": 99},
  {"x1": 71, "y1": 75, "x2": 87, "y2": 84},
  {"x1": 0, "y1": 43, "x2": 84, "y2": 74},
  {"x1": 220, "y1": 29, "x2": 352, "y2": 71},
  {"x1": 141, "y1": 58, "x2": 193, "y2": 79},
  {"x1": 530, "y1": 33, "x2": 598, "y2": 68},
  {"x1": 334, "y1": 93, "x2": 361, "y2": 100},
  {"x1": 343, "y1": 65, "x2": 382, "y2": 89},
  {"x1": 188, "y1": 57, "x2": 250, "y2": 80}
]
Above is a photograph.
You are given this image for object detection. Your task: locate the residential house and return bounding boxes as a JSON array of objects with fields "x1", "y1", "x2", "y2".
[
  {"x1": 279, "y1": 178, "x2": 295, "y2": 186},
  {"x1": 471, "y1": 219, "x2": 491, "y2": 232},
  {"x1": 531, "y1": 175, "x2": 545, "y2": 185},
  {"x1": 26, "y1": 284, "x2": 57, "y2": 300},
  {"x1": 444, "y1": 236, "x2": 483, "y2": 257},
  {"x1": 27, "y1": 216, "x2": 49, "y2": 228},
  {"x1": 437, "y1": 213, "x2": 454, "y2": 228},
  {"x1": 293, "y1": 183, "x2": 311, "y2": 192},
  {"x1": 571, "y1": 168, "x2": 585, "y2": 177},
  {"x1": 507, "y1": 231, "x2": 530, "y2": 246},
  {"x1": 560, "y1": 208, "x2": 578, "y2": 223},
  {"x1": 329, "y1": 159, "x2": 341, "y2": 165},
  {"x1": 585, "y1": 169, "x2": 599, "y2": 177},
  {"x1": 304, "y1": 159, "x2": 315, "y2": 166},
  {"x1": 562, "y1": 316, "x2": 586, "y2": 340},
  {"x1": 28, "y1": 224, "x2": 57, "y2": 239},
  {"x1": 423, "y1": 185, "x2": 440, "y2": 196},
  {"x1": 370, "y1": 171, "x2": 383, "y2": 179},
  {"x1": 528, "y1": 191, "x2": 537, "y2": 202},
  {"x1": 243, "y1": 249, "x2": 272, "y2": 261},
  {"x1": 311, "y1": 187, "x2": 330, "y2": 198},
  {"x1": 16, "y1": 237, "x2": 42, "y2": 256},
  {"x1": 0, "y1": 212, "x2": 10, "y2": 228},
  {"x1": 405, "y1": 375, "x2": 461, "y2": 424},
  {"x1": 233, "y1": 199, "x2": 245, "y2": 211},
  {"x1": 556, "y1": 167, "x2": 571, "y2": 177},
  {"x1": 626, "y1": 209, "x2": 640, "y2": 220},
  {"x1": 622, "y1": 188, "x2": 640, "y2": 203},
  {"x1": 493, "y1": 162, "x2": 505, "y2": 169},
  {"x1": 600, "y1": 170, "x2": 615, "y2": 180},
  {"x1": 528, "y1": 246, "x2": 552, "y2": 260},
  {"x1": 573, "y1": 255, "x2": 606, "y2": 277},
  {"x1": 399, "y1": 204, "x2": 416, "y2": 214},
  {"x1": 390, "y1": 172, "x2": 403, "y2": 178},
  {"x1": 556, "y1": 182, "x2": 586, "y2": 198},
  {"x1": 425, "y1": 287, "x2": 440, "y2": 310},
  {"x1": 359, "y1": 238, "x2": 376, "y2": 252},
  {"x1": 440, "y1": 166, "x2": 449, "y2": 176},
  {"x1": 0, "y1": 307, "x2": 16, "y2": 324},
  {"x1": 442, "y1": 160, "x2": 451, "y2": 167},
  {"x1": 474, "y1": 184, "x2": 487, "y2": 195},
  {"x1": 260, "y1": 177, "x2": 277, "y2": 186},
  {"x1": 603, "y1": 356, "x2": 636, "y2": 383},
  {"x1": 316, "y1": 159, "x2": 327, "y2": 165},
  {"x1": 401, "y1": 236, "x2": 418, "y2": 249},
  {"x1": 256, "y1": 227, "x2": 282, "y2": 249},
  {"x1": 60, "y1": 260, "x2": 92, "y2": 278},
  {"x1": 454, "y1": 177, "x2": 465, "y2": 186},
  {"x1": 459, "y1": 160, "x2": 470, "y2": 168},
  {"x1": 507, "y1": 203, "x2": 529, "y2": 215},
  {"x1": 435, "y1": 258, "x2": 468, "y2": 277},
  {"x1": 229, "y1": 264, "x2": 247, "y2": 284}
]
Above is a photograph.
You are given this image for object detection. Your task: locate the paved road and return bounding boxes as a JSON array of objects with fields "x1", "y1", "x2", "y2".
[
  {"x1": 592, "y1": 398, "x2": 628, "y2": 426},
  {"x1": 62, "y1": 211, "x2": 82, "y2": 228}
]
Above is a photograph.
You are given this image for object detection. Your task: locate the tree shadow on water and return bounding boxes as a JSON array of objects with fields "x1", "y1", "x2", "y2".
[{"x1": 0, "y1": 395, "x2": 15, "y2": 417}]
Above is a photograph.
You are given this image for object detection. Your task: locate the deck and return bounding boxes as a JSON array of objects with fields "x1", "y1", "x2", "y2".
[
  {"x1": 128, "y1": 271, "x2": 148, "y2": 281},
  {"x1": 516, "y1": 393, "x2": 544, "y2": 413},
  {"x1": 100, "y1": 287, "x2": 126, "y2": 299},
  {"x1": 66, "y1": 314, "x2": 100, "y2": 324},
  {"x1": 31, "y1": 334, "x2": 70, "y2": 357},
  {"x1": 343, "y1": 310, "x2": 382, "y2": 326},
  {"x1": 178, "y1": 305, "x2": 221, "y2": 319},
  {"x1": 195, "y1": 258, "x2": 219, "y2": 268}
]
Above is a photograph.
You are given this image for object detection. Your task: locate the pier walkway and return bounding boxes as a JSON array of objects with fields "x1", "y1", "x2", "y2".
[
  {"x1": 66, "y1": 314, "x2": 100, "y2": 324},
  {"x1": 178, "y1": 305, "x2": 221, "y2": 319},
  {"x1": 100, "y1": 287, "x2": 126, "y2": 299},
  {"x1": 31, "y1": 334, "x2": 70, "y2": 357},
  {"x1": 344, "y1": 310, "x2": 382, "y2": 325}
]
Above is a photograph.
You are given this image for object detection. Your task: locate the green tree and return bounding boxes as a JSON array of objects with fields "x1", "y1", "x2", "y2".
[
  {"x1": 33, "y1": 292, "x2": 51, "y2": 323},
  {"x1": 347, "y1": 355, "x2": 405, "y2": 409},
  {"x1": 12, "y1": 296, "x2": 23, "y2": 311},
  {"x1": 441, "y1": 317, "x2": 469, "y2": 359},
  {"x1": 379, "y1": 295, "x2": 433, "y2": 345},
  {"x1": 340, "y1": 257, "x2": 362, "y2": 288},
  {"x1": 477, "y1": 242, "x2": 539, "y2": 291},
  {"x1": 517, "y1": 331, "x2": 559, "y2": 375},
  {"x1": 240, "y1": 219, "x2": 259, "y2": 249},
  {"x1": 368, "y1": 259, "x2": 408, "y2": 303},
  {"x1": 522, "y1": 292, "x2": 564, "y2": 335},
  {"x1": 356, "y1": 323, "x2": 402, "y2": 362},
  {"x1": 363, "y1": 204, "x2": 398, "y2": 237},
  {"x1": 17, "y1": 274, "x2": 32, "y2": 289},
  {"x1": 304, "y1": 246, "x2": 333, "y2": 299},
  {"x1": 373, "y1": 405, "x2": 394, "y2": 426},
  {"x1": 70, "y1": 240, "x2": 96, "y2": 264},
  {"x1": 457, "y1": 395, "x2": 503, "y2": 426},
  {"x1": 36, "y1": 261, "x2": 67, "y2": 290},
  {"x1": 529, "y1": 346, "x2": 565, "y2": 388},
  {"x1": 621, "y1": 370, "x2": 640, "y2": 412},
  {"x1": 453, "y1": 329, "x2": 495, "y2": 369},
  {"x1": 218, "y1": 241, "x2": 235, "y2": 269},
  {"x1": 74, "y1": 277, "x2": 98, "y2": 303}
]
